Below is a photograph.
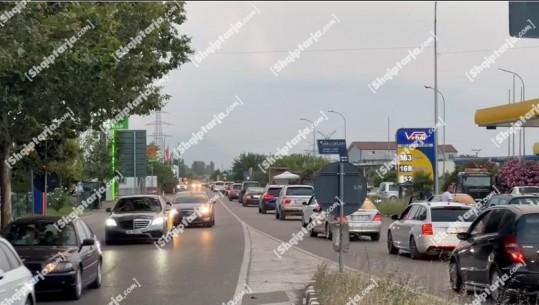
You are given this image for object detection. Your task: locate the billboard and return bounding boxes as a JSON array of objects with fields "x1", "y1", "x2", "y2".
[{"x1": 395, "y1": 128, "x2": 436, "y2": 184}]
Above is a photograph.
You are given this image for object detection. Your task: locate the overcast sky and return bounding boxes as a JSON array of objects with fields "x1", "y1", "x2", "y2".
[{"x1": 128, "y1": 1, "x2": 539, "y2": 169}]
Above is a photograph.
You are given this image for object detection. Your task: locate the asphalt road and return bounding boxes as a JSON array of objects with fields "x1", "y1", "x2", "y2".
[
  {"x1": 221, "y1": 194, "x2": 453, "y2": 296},
  {"x1": 37, "y1": 194, "x2": 245, "y2": 305}
]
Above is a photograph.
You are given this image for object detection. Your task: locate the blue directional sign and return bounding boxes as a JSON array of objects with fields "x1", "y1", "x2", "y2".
[{"x1": 317, "y1": 139, "x2": 348, "y2": 160}]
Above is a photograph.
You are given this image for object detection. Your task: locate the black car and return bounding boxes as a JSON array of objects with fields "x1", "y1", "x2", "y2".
[
  {"x1": 238, "y1": 181, "x2": 260, "y2": 204},
  {"x1": 171, "y1": 192, "x2": 215, "y2": 227},
  {"x1": 2, "y1": 216, "x2": 102, "y2": 300},
  {"x1": 449, "y1": 205, "x2": 539, "y2": 303},
  {"x1": 481, "y1": 194, "x2": 539, "y2": 211}
]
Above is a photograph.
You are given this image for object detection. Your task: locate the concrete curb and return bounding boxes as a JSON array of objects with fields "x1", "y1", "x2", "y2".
[{"x1": 303, "y1": 279, "x2": 319, "y2": 305}]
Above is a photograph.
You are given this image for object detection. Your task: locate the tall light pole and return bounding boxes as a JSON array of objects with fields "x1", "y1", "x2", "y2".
[
  {"x1": 425, "y1": 85, "x2": 446, "y2": 183},
  {"x1": 328, "y1": 110, "x2": 347, "y2": 143},
  {"x1": 499, "y1": 68, "x2": 525, "y2": 159},
  {"x1": 300, "y1": 118, "x2": 316, "y2": 164},
  {"x1": 433, "y1": 1, "x2": 439, "y2": 194}
]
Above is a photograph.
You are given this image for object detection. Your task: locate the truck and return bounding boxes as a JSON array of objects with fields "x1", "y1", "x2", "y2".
[{"x1": 455, "y1": 168, "x2": 494, "y2": 202}]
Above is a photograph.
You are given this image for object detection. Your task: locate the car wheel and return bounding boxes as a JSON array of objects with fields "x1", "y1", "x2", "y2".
[
  {"x1": 105, "y1": 237, "x2": 115, "y2": 245},
  {"x1": 89, "y1": 261, "x2": 102, "y2": 289},
  {"x1": 261, "y1": 205, "x2": 267, "y2": 214},
  {"x1": 370, "y1": 233, "x2": 380, "y2": 241},
  {"x1": 490, "y1": 268, "x2": 508, "y2": 304},
  {"x1": 409, "y1": 236, "x2": 423, "y2": 260},
  {"x1": 325, "y1": 223, "x2": 332, "y2": 240},
  {"x1": 449, "y1": 258, "x2": 462, "y2": 293},
  {"x1": 25, "y1": 296, "x2": 32, "y2": 305},
  {"x1": 68, "y1": 268, "x2": 82, "y2": 300},
  {"x1": 275, "y1": 209, "x2": 279, "y2": 219},
  {"x1": 310, "y1": 223, "x2": 318, "y2": 237},
  {"x1": 242, "y1": 201, "x2": 247, "y2": 207},
  {"x1": 279, "y1": 210, "x2": 286, "y2": 220},
  {"x1": 387, "y1": 232, "x2": 398, "y2": 254},
  {"x1": 258, "y1": 206, "x2": 261, "y2": 213},
  {"x1": 389, "y1": 196, "x2": 397, "y2": 203}
]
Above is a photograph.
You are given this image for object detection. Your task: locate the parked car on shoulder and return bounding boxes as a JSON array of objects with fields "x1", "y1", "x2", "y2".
[
  {"x1": 0, "y1": 236, "x2": 36, "y2": 305},
  {"x1": 387, "y1": 201, "x2": 477, "y2": 259},
  {"x1": 258, "y1": 185, "x2": 283, "y2": 214},
  {"x1": 376, "y1": 182, "x2": 399, "y2": 202},
  {"x1": 105, "y1": 195, "x2": 172, "y2": 244},
  {"x1": 449, "y1": 205, "x2": 539, "y2": 303},
  {"x1": 242, "y1": 187, "x2": 265, "y2": 207},
  {"x1": 304, "y1": 196, "x2": 382, "y2": 241},
  {"x1": 2, "y1": 216, "x2": 102, "y2": 300},
  {"x1": 238, "y1": 181, "x2": 261, "y2": 204},
  {"x1": 275, "y1": 185, "x2": 314, "y2": 220}
]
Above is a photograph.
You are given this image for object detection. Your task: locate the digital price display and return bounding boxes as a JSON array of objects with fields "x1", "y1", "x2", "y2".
[{"x1": 395, "y1": 128, "x2": 436, "y2": 184}]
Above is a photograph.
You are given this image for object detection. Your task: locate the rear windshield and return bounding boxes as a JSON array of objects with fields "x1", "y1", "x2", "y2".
[
  {"x1": 509, "y1": 197, "x2": 539, "y2": 205},
  {"x1": 215, "y1": 182, "x2": 224, "y2": 186},
  {"x1": 247, "y1": 187, "x2": 264, "y2": 194},
  {"x1": 430, "y1": 207, "x2": 477, "y2": 222},
  {"x1": 244, "y1": 182, "x2": 259, "y2": 188},
  {"x1": 267, "y1": 188, "x2": 282, "y2": 196},
  {"x1": 174, "y1": 196, "x2": 207, "y2": 204},
  {"x1": 233, "y1": 184, "x2": 242, "y2": 190},
  {"x1": 516, "y1": 214, "x2": 539, "y2": 243},
  {"x1": 520, "y1": 187, "x2": 539, "y2": 194},
  {"x1": 286, "y1": 187, "x2": 314, "y2": 196}
]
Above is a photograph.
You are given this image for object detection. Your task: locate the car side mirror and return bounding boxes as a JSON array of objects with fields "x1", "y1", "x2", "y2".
[
  {"x1": 457, "y1": 232, "x2": 470, "y2": 241},
  {"x1": 391, "y1": 214, "x2": 399, "y2": 220},
  {"x1": 106, "y1": 208, "x2": 112, "y2": 213}
]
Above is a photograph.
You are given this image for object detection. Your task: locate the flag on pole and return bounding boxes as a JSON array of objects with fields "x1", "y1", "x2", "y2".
[{"x1": 165, "y1": 147, "x2": 170, "y2": 164}]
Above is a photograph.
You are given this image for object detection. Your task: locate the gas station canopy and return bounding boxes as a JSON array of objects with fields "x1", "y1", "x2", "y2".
[{"x1": 474, "y1": 99, "x2": 539, "y2": 128}]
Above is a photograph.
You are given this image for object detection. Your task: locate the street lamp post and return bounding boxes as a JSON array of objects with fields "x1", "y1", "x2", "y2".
[
  {"x1": 499, "y1": 68, "x2": 525, "y2": 159},
  {"x1": 432, "y1": 1, "x2": 439, "y2": 194},
  {"x1": 300, "y1": 118, "x2": 316, "y2": 164},
  {"x1": 328, "y1": 110, "x2": 347, "y2": 142},
  {"x1": 425, "y1": 86, "x2": 446, "y2": 184}
]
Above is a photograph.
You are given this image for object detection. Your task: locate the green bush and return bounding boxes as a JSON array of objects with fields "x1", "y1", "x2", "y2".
[{"x1": 48, "y1": 188, "x2": 72, "y2": 211}]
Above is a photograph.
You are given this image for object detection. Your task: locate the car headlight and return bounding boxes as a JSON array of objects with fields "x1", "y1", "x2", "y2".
[
  {"x1": 44, "y1": 262, "x2": 73, "y2": 273},
  {"x1": 106, "y1": 218, "x2": 117, "y2": 227},
  {"x1": 152, "y1": 217, "x2": 165, "y2": 225},
  {"x1": 199, "y1": 206, "x2": 210, "y2": 214}
]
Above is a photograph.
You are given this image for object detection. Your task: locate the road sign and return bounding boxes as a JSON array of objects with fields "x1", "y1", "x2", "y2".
[
  {"x1": 117, "y1": 130, "x2": 147, "y2": 177},
  {"x1": 111, "y1": 118, "x2": 129, "y2": 130},
  {"x1": 396, "y1": 128, "x2": 435, "y2": 184},
  {"x1": 317, "y1": 139, "x2": 348, "y2": 160},
  {"x1": 509, "y1": 2, "x2": 539, "y2": 38},
  {"x1": 313, "y1": 161, "x2": 367, "y2": 216},
  {"x1": 243, "y1": 171, "x2": 250, "y2": 180}
]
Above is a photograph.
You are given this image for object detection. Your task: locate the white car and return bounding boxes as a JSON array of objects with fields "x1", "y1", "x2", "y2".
[
  {"x1": 508, "y1": 186, "x2": 539, "y2": 195},
  {"x1": 213, "y1": 181, "x2": 225, "y2": 192},
  {"x1": 275, "y1": 185, "x2": 314, "y2": 220},
  {"x1": 0, "y1": 237, "x2": 35, "y2": 305},
  {"x1": 387, "y1": 201, "x2": 477, "y2": 259}
]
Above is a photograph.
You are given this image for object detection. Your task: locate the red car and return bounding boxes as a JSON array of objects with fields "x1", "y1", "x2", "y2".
[{"x1": 227, "y1": 183, "x2": 242, "y2": 201}]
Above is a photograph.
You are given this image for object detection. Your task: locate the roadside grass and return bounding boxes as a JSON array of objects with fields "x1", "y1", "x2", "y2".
[
  {"x1": 46, "y1": 204, "x2": 94, "y2": 217},
  {"x1": 313, "y1": 263, "x2": 464, "y2": 305},
  {"x1": 376, "y1": 200, "x2": 408, "y2": 217}
]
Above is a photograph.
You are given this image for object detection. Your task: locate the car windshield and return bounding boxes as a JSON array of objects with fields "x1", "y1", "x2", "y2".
[
  {"x1": 462, "y1": 176, "x2": 491, "y2": 187},
  {"x1": 247, "y1": 187, "x2": 264, "y2": 194},
  {"x1": 516, "y1": 214, "x2": 539, "y2": 243},
  {"x1": 286, "y1": 187, "x2": 313, "y2": 196},
  {"x1": 430, "y1": 207, "x2": 477, "y2": 222},
  {"x1": 233, "y1": 184, "x2": 242, "y2": 190},
  {"x1": 519, "y1": 187, "x2": 539, "y2": 194},
  {"x1": 113, "y1": 197, "x2": 162, "y2": 213},
  {"x1": 174, "y1": 196, "x2": 208, "y2": 204},
  {"x1": 509, "y1": 197, "x2": 539, "y2": 205},
  {"x1": 267, "y1": 188, "x2": 282, "y2": 196},
  {"x1": 3, "y1": 222, "x2": 78, "y2": 246}
]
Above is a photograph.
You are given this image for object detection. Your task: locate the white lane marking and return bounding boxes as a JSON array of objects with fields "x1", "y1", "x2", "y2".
[
  {"x1": 213, "y1": 192, "x2": 251, "y2": 305},
  {"x1": 216, "y1": 192, "x2": 461, "y2": 305}
]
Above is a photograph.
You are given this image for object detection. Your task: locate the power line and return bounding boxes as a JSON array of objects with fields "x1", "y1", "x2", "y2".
[{"x1": 198, "y1": 45, "x2": 539, "y2": 55}]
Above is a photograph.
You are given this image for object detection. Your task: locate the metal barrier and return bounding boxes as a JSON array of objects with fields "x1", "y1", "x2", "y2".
[{"x1": 12, "y1": 192, "x2": 34, "y2": 219}]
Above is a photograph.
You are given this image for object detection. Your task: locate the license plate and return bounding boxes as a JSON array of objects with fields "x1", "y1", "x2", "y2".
[
  {"x1": 352, "y1": 215, "x2": 369, "y2": 221},
  {"x1": 126, "y1": 229, "x2": 142, "y2": 235},
  {"x1": 446, "y1": 227, "x2": 467, "y2": 234}
]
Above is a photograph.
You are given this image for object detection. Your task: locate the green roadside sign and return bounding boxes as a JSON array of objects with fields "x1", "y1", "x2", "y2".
[{"x1": 111, "y1": 118, "x2": 129, "y2": 130}]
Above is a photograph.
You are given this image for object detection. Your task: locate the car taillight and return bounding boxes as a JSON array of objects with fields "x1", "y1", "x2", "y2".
[
  {"x1": 284, "y1": 199, "x2": 291, "y2": 204},
  {"x1": 263, "y1": 194, "x2": 274, "y2": 201},
  {"x1": 504, "y1": 235, "x2": 525, "y2": 264},
  {"x1": 373, "y1": 214, "x2": 382, "y2": 222},
  {"x1": 422, "y1": 224, "x2": 433, "y2": 235}
]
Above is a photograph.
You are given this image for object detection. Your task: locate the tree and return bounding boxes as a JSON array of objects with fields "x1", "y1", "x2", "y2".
[
  {"x1": 81, "y1": 131, "x2": 112, "y2": 183},
  {"x1": 150, "y1": 161, "x2": 176, "y2": 193},
  {"x1": 372, "y1": 169, "x2": 397, "y2": 187},
  {"x1": 211, "y1": 169, "x2": 221, "y2": 181},
  {"x1": 497, "y1": 158, "x2": 539, "y2": 191},
  {"x1": 231, "y1": 153, "x2": 267, "y2": 182},
  {"x1": 412, "y1": 171, "x2": 433, "y2": 194},
  {"x1": 191, "y1": 161, "x2": 206, "y2": 176},
  {"x1": 0, "y1": 2, "x2": 192, "y2": 227}
]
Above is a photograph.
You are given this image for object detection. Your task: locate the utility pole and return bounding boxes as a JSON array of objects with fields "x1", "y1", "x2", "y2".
[
  {"x1": 433, "y1": 1, "x2": 439, "y2": 194},
  {"x1": 472, "y1": 149, "x2": 482, "y2": 158}
]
